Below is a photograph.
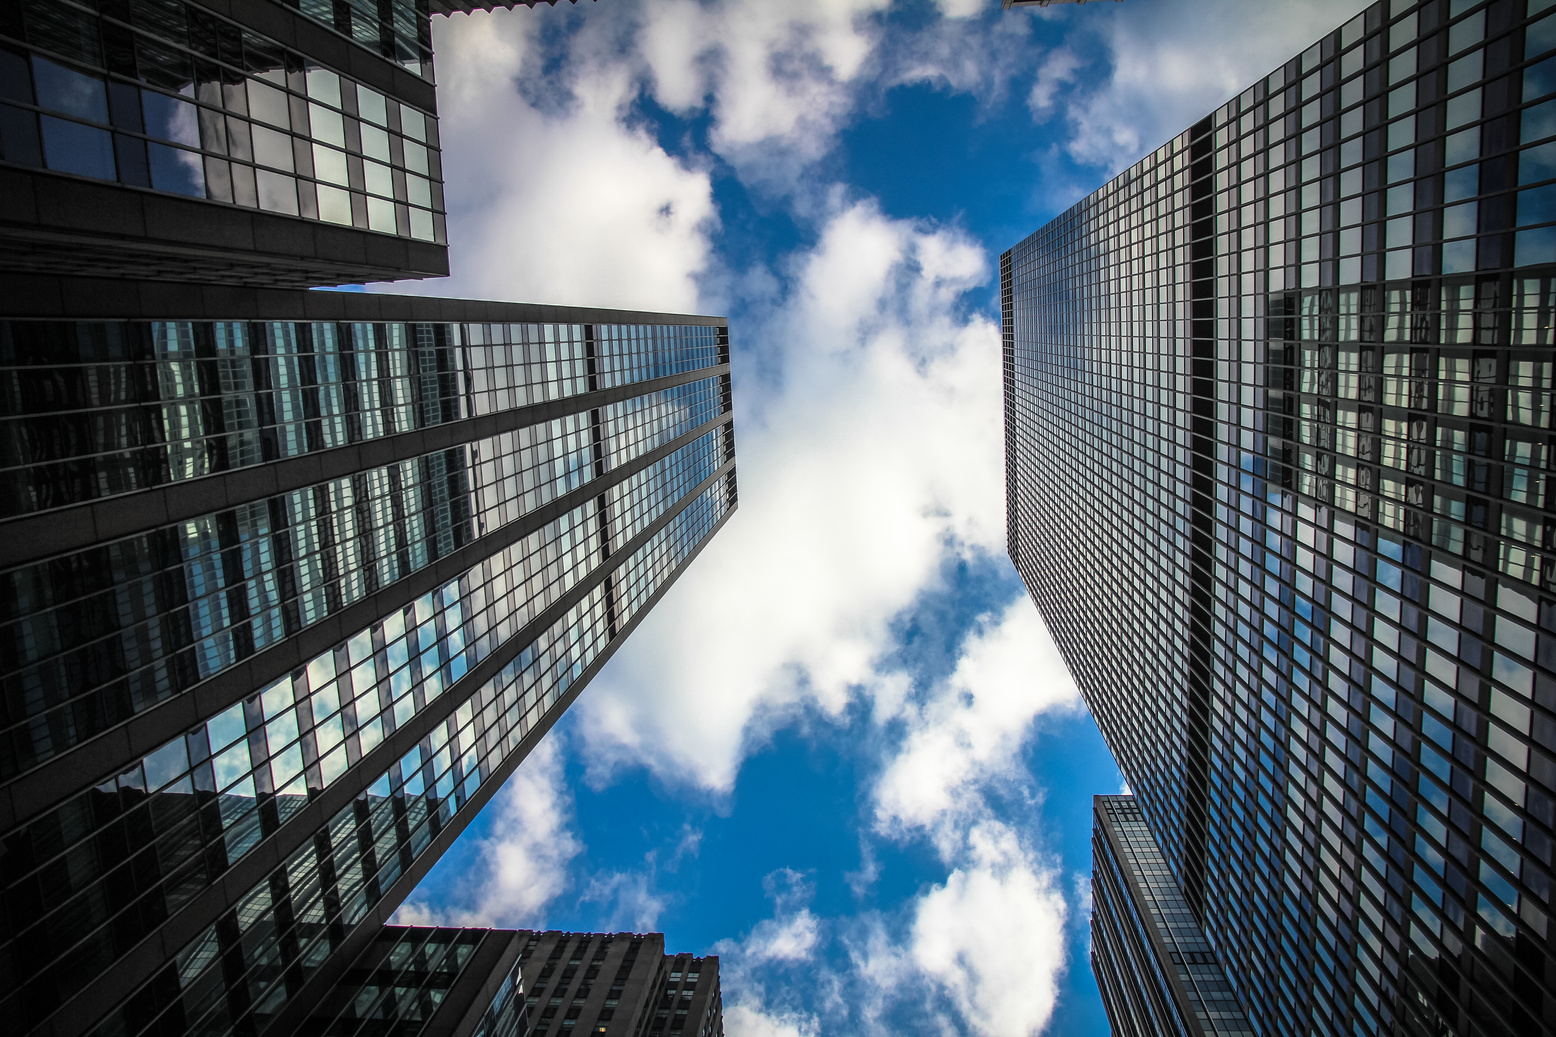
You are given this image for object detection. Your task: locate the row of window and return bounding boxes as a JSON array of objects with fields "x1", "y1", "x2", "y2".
[
  {"x1": 117, "y1": 486, "x2": 731, "y2": 1037},
  {"x1": 0, "y1": 395, "x2": 726, "y2": 787},
  {"x1": 0, "y1": 431, "x2": 726, "y2": 982},
  {"x1": 1010, "y1": 189, "x2": 1552, "y2": 1037},
  {"x1": 8, "y1": 472, "x2": 733, "y2": 1037},
  {"x1": 0, "y1": 319, "x2": 724, "y2": 520},
  {"x1": 4, "y1": 0, "x2": 443, "y2": 239}
]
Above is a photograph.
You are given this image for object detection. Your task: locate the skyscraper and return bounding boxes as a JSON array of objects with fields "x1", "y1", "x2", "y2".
[
  {"x1": 296, "y1": 926, "x2": 722, "y2": 1037},
  {"x1": 0, "y1": 3, "x2": 736, "y2": 1037},
  {"x1": 1090, "y1": 796, "x2": 1253, "y2": 1037},
  {"x1": 0, "y1": 294, "x2": 735, "y2": 1037},
  {"x1": 1005, "y1": 1, "x2": 1554, "y2": 1034},
  {"x1": 0, "y1": 0, "x2": 450, "y2": 287},
  {"x1": 299, "y1": 925, "x2": 531, "y2": 1037},
  {"x1": 512, "y1": 930, "x2": 722, "y2": 1037}
]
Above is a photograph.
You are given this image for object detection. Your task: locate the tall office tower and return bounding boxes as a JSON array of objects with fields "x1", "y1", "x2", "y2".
[
  {"x1": 513, "y1": 930, "x2": 722, "y2": 1037},
  {"x1": 295, "y1": 926, "x2": 723, "y2": 1037},
  {"x1": 0, "y1": 2, "x2": 737, "y2": 1037},
  {"x1": 0, "y1": 291, "x2": 736, "y2": 1037},
  {"x1": 1090, "y1": 796, "x2": 1254, "y2": 1037},
  {"x1": 0, "y1": 0, "x2": 452, "y2": 287},
  {"x1": 1004, "y1": 1, "x2": 1555, "y2": 1035},
  {"x1": 0, "y1": 6, "x2": 735, "y2": 1037}
]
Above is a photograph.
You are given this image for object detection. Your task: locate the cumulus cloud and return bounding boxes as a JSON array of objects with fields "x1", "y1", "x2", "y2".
[
  {"x1": 700, "y1": 602, "x2": 1079, "y2": 1037},
  {"x1": 712, "y1": 871, "x2": 827, "y2": 1037},
  {"x1": 721, "y1": 1004, "x2": 822, "y2": 1037},
  {"x1": 638, "y1": 0, "x2": 889, "y2": 181},
  {"x1": 400, "y1": 8, "x2": 714, "y2": 309},
  {"x1": 742, "y1": 870, "x2": 824, "y2": 964},
  {"x1": 393, "y1": 738, "x2": 581, "y2": 927},
  {"x1": 580, "y1": 869, "x2": 669, "y2": 932},
  {"x1": 1047, "y1": 0, "x2": 1372, "y2": 173},
  {"x1": 634, "y1": 0, "x2": 1034, "y2": 186},
  {"x1": 720, "y1": 823, "x2": 1070, "y2": 1037},
  {"x1": 1027, "y1": 46, "x2": 1081, "y2": 120},
  {"x1": 873, "y1": 598, "x2": 1080, "y2": 853},
  {"x1": 907, "y1": 822, "x2": 1069, "y2": 1037},
  {"x1": 577, "y1": 199, "x2": 1006, "y2": 794}
]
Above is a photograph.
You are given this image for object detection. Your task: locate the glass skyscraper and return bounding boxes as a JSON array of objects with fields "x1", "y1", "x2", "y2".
[
  {"x1": 296, "y1": 925, "x2": 723, "y2": 1037},
  {"x1": 0, "y1": 3, "x2": 738, "y2": 1037},
  {"x1": 1005, "y1": 1, "x2": 1554, "y2": 1034},
  {"x1": 0, "y1": 295, "x2": 735, "y2": 1037},
  {"x1": 0, "y1": 0, "x2": 452, "y2": 286}
]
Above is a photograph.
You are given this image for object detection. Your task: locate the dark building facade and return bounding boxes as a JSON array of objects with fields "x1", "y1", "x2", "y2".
[
  {"x1": 0, "y1": 292, "x2": 735, "y2": 1037},
  {"x1": 0, "y1": 4, "x2": 734, "y2": 1037},
  {"x1": 0, "y1": 0, "x2": 451, "y2": 286},
  {"x1": 1005, "y1": 1, "x2": 1555, "y2": 1035},
  {"x1": 513, "y1": 930, "x2": 721, "y2": 1037},
  {"x1": 1091, "y1": 796, "x2": 1253, "y2": 1037},
  {"x1": 0, "y1": 0, "x2": 578, "y2": 287},
  {"x1": 292, "y1": 926, "x2": 724, "y2": 1037},
  {"x1": 301, "y1": 925, "x2": 530, "y2": 1037}
]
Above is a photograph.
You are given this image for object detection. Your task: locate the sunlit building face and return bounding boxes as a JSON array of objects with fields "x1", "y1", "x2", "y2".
[{"x1": 1004, "y1": 1, "x2": 1556, "y2": 1034}]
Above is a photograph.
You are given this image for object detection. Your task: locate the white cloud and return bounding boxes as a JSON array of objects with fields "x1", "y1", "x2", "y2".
[
  {"x1": 719, "y1": 823, "x2": 1071, "y2": 1037},
  {"x1": 392, "y1": 9, "x2": 714, "y2": 310},
  {"x1": 638, "y1": 0, "x2": 892, "y2": 180},
  {"x1": 392, "y1": 737, "x2": 581, "y2": 927},
  {"x1": 711, "y1": 871, "x2": 826, "y2": 1037},
  {"x1": 721, "y1": 1004, "x2": 821, "y2": 1037},
  {"x1": 1027, "y1": 46, "x2": 1080, "y2": 120},
  {"x1": 735, "y1": 868, "x2": 824, "y2": 964},
  {"x1": 634, "y1": 0, "x2": 1031, "y2": 186},
  {"x1": 873, "y1": 599, "x2": 1080, "y2": 853},
  {"x1": 580, "y1": 869, "x2": 669, "y2": 932},
  {"x1": 577, "y1": 200, "x2": 1007, "y2": 794},
  {"x1": 1050, "y1": 0, "x2": 1373, "y2": 173},
  {"x1": 743, "y1": 908, "x2": 824, "y2": 965},
  {"x1": 908, "y1": 822, "x2": 1068, "y2": 1037}
]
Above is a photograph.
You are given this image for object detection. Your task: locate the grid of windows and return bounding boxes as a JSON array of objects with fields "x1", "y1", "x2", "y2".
[
  {"x1": 640, "y1": 954, "x2": 720, "y2": 1037},
  {"x1": 0, "y1": 426, "x2": 731, "y2": 1032},
  {"x1": 0, "y1": 0, "x2": 445, "y2": 241},
  {"x1": 0, "y1": 316, "x2": 725, "y2": 783},
  {"x1": 301, "y1": 926, "x2": 490, "y2": 1037},
  {"x1": 524, "y1": 932, "x2": 642, "y2": 1037},
  {"x1": 1006, "y1": 2, "x2": 1555, "y2": 1036},
  {"x1": 78, "y1": 474, "x2": 732, "y2": 1037},
  {"x1": 464, "y1": 322, "x2": 724, "y2": 417},
  {"x1": 296, "y1": 0, "x2": 432, "y2": 81},
  {"x1": 514, "y1": 931, "x2": 722, "y2": 1037},
  {"x1": 1092, "y1": 796, "x2": 1254, "y2": 1037},
  {"x1": 0, "y1": 319, "x2": 706, "y2": 520}
]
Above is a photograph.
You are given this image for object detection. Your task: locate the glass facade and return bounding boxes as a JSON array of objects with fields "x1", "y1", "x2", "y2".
[
  {"x1": 0, "y1": 308, "x2": 736, "y2": 1037},
  {"x1": 301, "y1": 0, "x2": 433, "y2": 81},
  {"x1": 0, "y1": 317, "x2": 725, "y2": 782},
  {"x1": 300, "y1": 926, "x2": 529, "y2": 1037},
  {"x1": 1092, "y1": 795, "x2": 1254, "y2": 1037},
  {"x1": 0, "y1": 0, "x2": 446, "y2": 243},
  {"x1": 1005, "y1": 1, "x2": 1555, "y2": 1035}
]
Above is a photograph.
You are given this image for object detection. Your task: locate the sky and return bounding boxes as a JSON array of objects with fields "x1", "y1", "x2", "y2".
[{"x1": 378, "y1": 1, "x2": 1373, "y2": 1034}]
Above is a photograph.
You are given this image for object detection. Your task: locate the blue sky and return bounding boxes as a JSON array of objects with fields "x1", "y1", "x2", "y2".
[{"x1": 384, "y1": 1, "x2": 1371, "y2": 1034}]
